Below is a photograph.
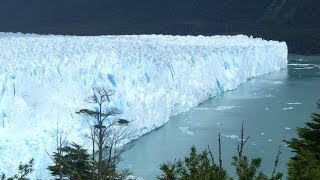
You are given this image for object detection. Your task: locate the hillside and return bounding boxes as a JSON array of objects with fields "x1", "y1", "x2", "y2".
[{"x1": 0, "y1": 0, "x2": 319, "y2": 54}]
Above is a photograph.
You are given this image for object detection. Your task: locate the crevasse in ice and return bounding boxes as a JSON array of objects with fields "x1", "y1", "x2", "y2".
[{"x1": 0, "y1": 33, "x2": 287, "y2": 178}]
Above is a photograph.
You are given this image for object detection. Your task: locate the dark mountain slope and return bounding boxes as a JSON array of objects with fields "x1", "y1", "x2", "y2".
[{"x1": 0, "y1": 0, "x2": 319, "y2": 54}]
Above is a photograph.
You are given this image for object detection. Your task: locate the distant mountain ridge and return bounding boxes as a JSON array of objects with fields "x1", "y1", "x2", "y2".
[{"x1": 0, "y1": 0, "x2": 319, "y2": 54}]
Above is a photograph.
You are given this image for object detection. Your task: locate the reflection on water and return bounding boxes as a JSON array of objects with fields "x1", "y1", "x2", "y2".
[{"x1": 120, "y1": 54, "x2": 320, "y2": 179}]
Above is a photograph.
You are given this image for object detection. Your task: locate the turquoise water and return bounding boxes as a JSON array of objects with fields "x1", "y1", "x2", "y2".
[{"x1": 120, "y1": 54, "x2": 320, "y2": 179}]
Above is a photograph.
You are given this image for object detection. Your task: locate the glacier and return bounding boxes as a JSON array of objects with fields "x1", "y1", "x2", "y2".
[{"x1": 0, "y1": 33, "x2": 287, "y2": 178}]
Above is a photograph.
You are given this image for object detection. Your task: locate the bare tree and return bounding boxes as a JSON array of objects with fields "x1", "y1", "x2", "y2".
[
  {"x1": 271, "y1": 144, "x2": 283, "y2": 180},
  {"x1": 218, "y1": 133, "x2": 223, "y2": 170},
  {"x1": 237, "y1": 121, "x2": 250, "y2": 159},
  {"x1": 54, "y1": 121, "x2": 68, "y2": 180},
  {"x1": 47, "y1": 121, "x2": 69, "y2": 180},
  {"x1": 232, "y1": 122, "x2": 270, "y2": 180},
  {"x1": 76, "y1": 86, "x2": 133, "y2": 179}
]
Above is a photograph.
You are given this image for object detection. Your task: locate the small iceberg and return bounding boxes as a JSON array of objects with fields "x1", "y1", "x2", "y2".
[{"x1": 282, "y1": 107, "x2": 294, "y2": 110}]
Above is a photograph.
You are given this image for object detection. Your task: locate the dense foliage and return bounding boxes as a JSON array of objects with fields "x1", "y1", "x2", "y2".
[
  {"x1": 158, "y1": 146, "x2": 228, "y2": 180},
  {"x1": 158, "y1": 123, "x2": 283, "y2": 180},
  {"x1": 1, "y1": 159, "x2": 34, "y2": 180},
  {"x1": 48, "y1": 143, "x2": 92, "y2": 179},
  {"x1": 285, "y1": 100, "x2": 320, "y2": 179}
]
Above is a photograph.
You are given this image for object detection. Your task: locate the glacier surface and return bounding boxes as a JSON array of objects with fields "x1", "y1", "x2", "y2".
[{"x1": 0, "y1": 33, "x2": 287, "y2": 178}]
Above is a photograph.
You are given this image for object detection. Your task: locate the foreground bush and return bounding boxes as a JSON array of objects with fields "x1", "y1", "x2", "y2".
[
  {"x1": 158, "y1": 146, "x2": 228, "y2": 180},
  {"x1": 285, "y1": 100, "x2": 320, "y2": 179},
  {"x1": 1, "y1": 159, "x2": 34, "y2": 180},
  {"x1": 158, "y1": 123, "x2": 282, "y2": 180}
]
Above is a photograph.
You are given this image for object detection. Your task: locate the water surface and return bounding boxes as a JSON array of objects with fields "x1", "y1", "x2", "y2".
[{"x1": 120, "y1": 54, "x2": 320, "y2": 179}]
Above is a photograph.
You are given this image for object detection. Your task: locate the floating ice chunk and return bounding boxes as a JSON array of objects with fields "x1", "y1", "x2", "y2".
[
  {"x1": 178, "y1": 126, "x2": 189, "y2": 131},
  {"x1": 223, "y1": 134, "x2": 239, "y2": 139},
  {"x1": 214, "y1": 106, "x2": 241, "y2": 111},
  {"x1": 265, "y1": 94, "x2": 273, "y2": 98},
  {"x1": 294, "y1": 67, "x2": 314, "y2": 70},
  {"x1": 297, "y1": 58, "x2": 310, "y2": 62},
  {"x1": 272, "y1": 81, "x2": 283, "y2": 84},
  {"x1": 287, "y1": 102, "x2": 302, "y2": 105},
  {"x1": 288, "y1": 63, "x2": 314, "y2": 66},
  {"x1": 194, "y1": 107, "x2": 213, "y2": 110},
  {"x1": 288, "y1": 63, "x2": 317, "y2": 70},
  {"x1": 178, "y1": 127, "x2": 194, "y2": 135},
  {"x1": 282, "y1": 107, "x2": 294, "y2": 110},
  {"x1": 127, "y1": 175, "x2": 145, "y2": 180},
  {"x1": 186, "y1": 131, "x2": 194, "y2": 135}
]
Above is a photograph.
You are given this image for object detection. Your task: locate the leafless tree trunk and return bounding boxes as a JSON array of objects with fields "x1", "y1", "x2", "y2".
[
  {"x1": 218, "y1": 133, "x2": 222, "y2": 170},
  {"x1": 207, "y1": 145, "x2": 214, "y2": 164},
  {"x1": 237, "y1": 122, "x2": 250, "y2": 159},
  {"x1": 77, "y1": 86, "x2": 133, "y2": 179},
  {"x1": 46, "y1": 121, "x2": 68, "y2": 180},
  {"x1": 271, "y1": 144, "x2": 283, "y2": 178}
]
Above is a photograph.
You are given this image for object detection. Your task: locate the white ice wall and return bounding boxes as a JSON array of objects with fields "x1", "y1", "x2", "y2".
[{"x1": 0, "y1": 33, "x2": 287, "y2": 178}]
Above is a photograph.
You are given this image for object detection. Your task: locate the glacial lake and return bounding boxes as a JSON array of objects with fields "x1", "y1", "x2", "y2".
[{"x1": 120, "y1": 54, "x2": 320, "y2": 179}]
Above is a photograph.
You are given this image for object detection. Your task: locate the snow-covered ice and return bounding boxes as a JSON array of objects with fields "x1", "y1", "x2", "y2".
[{"x1": 0, "y1": 33, "x2": 287, "y2": 178}]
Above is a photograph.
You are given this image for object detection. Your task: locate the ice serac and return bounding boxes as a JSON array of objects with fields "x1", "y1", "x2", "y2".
[{"x1": 0, "y1": 33, "x2": 287, "y2": 178}]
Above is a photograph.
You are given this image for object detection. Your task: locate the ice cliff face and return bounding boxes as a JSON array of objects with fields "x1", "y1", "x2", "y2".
[{"x1": 0, "y1": 33, "x2": 287, "y2": 178}]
